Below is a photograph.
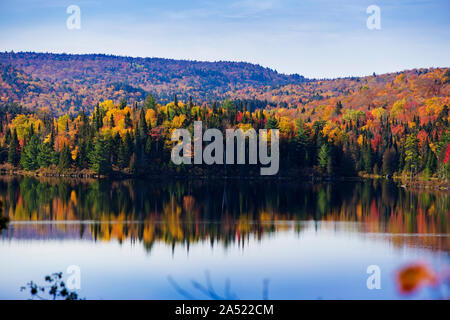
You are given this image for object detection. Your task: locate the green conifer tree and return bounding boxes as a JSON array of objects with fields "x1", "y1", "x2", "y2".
[
  {"x1": 89, "y1": 135, "x2": 111, "y2": 175},
  {"x1": 58, "y1": 145, "x2": 72, "y2": 171},
  {"x1": 20, "y1": 135, "x2": 40, "y2": 170},
  {"x1": 37, "y1": 142, "x2": 54, "y2": 168},
  {"x1": 8, "y1": 129, "x2": 20, "y2": 166}
]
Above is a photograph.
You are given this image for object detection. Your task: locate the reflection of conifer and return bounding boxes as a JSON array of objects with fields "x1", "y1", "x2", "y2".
[{"x1": 0, "y1": 200, "x2": 9, "y2": 233}]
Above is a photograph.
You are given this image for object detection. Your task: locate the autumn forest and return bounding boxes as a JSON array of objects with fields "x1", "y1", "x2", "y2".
[{"x1": 0, "y1": 52, "x2": 449, "y2": 180}]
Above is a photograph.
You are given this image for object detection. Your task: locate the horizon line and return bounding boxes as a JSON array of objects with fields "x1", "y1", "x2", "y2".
[{"x1": 1, "y1": 50, "x2": 449, "y2": 82}]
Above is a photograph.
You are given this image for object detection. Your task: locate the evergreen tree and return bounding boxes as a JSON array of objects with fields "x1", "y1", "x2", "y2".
[
  {"x1": 404, "y1": 133, "x2": 419, "y2": 176},
  {"x1": 318, "y1": 144, "x2": 330, "y2": 171},
  {"x1": 138, "y1": 108, "x2": 148, "y2": 136},
  {"x1": 111, "y1": 133, "x2": 122, "y2": 166},
  {"x1": 362, "y1": 143, "x2": 373, "y2": 173},
  {"x1": 265, "y1": 116, "x2": 279, "y2": 129},
  {"x1": 382, "y1": 148, "x2": 397, "y2": 175},
  {"x1": 4, "y1": 129, "x2": 11, "y2": 145},
  {"x1": 134, "y1": 126, "x2": 143, "y2": 168},
  {"x1": 129, "y1": 153, "x2": 137, "y2": 175},
  {"x1": 37, "y1": 142, "x2": 54, "y2": 168},
  {"x1": 144, "y1": 94, "x2": 157, "y2": 110},
  {"x1": 93, "y1": 105, "x2": 102, "y2": 131},
  {"x1": 120, "y1": 98, "x2": 127, "y2": 109},
  {"x1": 0, "y1": 145, "x2": 7, "y2": 164},
  {"x1": 75, "y1": 140, "x2": 89, "y2": 169},
  {"x1": 109, "y1": 114, "x2": 114, "y2": 128},
  {"x1": 124, "y1": 111, "x2": 132, "y2": 129},
  {"x1": 435, "y1": 129, "x2": 449, "y2": 180},
  {"x1": 7, "y1": 129, "x2": 20, "y2": 166},
  {"x1": 144, "y1": 135, "x2": 152, "y2": 165},
  {"x1": 89, "y1": 135, "x2": 111, "y2": 174},
  {"x1": 340, "y1": 144, "x2": 356, "y2": 176},
  {"x1": 294, "y1": 119, "x2": 311, "y2": 166},
  {"x1": 188, "y1": 96, "x2": 194, "y2": 110},
  {"x1": 58, "y1": 145, "x2": 72, "y2": 171},
  {"x1": 425, "y1": 148, "x2": 437, "y2": 174},
  {"x1": 118, "y1": 131, "x2": 133, "y2": 169},
  {"x1": 20, "y1": 135, "x2": 40, "y2": 170}
]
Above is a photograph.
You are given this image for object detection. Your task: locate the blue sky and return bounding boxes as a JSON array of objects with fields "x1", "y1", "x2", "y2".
[{"x1": 0, "y1": 0, "x2": 449, "y2": 78}]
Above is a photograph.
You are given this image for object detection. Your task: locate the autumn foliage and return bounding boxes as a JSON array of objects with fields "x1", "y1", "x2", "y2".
[{"x1": 0, "y1": 53, "x2": 448, "y2": 179}]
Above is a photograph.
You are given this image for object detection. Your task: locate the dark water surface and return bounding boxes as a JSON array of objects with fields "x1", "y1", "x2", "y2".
[{"x1": 0, "y1": 176, "x2": 448, "y2": 299}]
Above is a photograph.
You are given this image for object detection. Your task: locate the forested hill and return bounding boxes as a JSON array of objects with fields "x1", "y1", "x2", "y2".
[
  {"x1": 0, "y1": 52, "x2": 448, "y2": 120},
  {"x1": 0, "y1": 52, "x2": 306, "y2": 114},
  {"x1": 0, "y1": 52, "x2": 448, "y2": 180}
]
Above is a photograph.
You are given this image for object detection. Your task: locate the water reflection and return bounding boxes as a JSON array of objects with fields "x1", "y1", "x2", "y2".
[{"x1": 0, "y1": 176, "x2": 448, "y2": 252}]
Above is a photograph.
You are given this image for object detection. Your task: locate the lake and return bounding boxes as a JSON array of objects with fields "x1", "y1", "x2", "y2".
[{"x1": 0, "y1": 176, "x2": 448, "y2": 299}]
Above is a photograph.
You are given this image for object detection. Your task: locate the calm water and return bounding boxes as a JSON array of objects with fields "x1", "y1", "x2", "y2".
[{"x1": 0, "y1": 176, "x2": 448, "y2": 300}]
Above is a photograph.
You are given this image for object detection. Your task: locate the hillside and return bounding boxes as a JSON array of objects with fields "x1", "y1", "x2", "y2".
[
  {"x1": 1, "y1": 52, "x2": 448, "y2": 121},
  {"x1": 0, "y1": 52, "x2": 448, "y2": 181},
  {"x1": 231, "y1": 68, "x2": 450, "y2": 123},
  {"x1": 0, "y1": 52, "x2": 306, "y2": 115}
]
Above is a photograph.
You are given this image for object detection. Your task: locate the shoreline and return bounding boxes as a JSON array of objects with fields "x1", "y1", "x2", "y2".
[
  {"x1": 0, "y1": 168, "x2": 448, "y2": 190},
  {"x1": 358, "y1": 172, "x2": 449, "y2": 190}
]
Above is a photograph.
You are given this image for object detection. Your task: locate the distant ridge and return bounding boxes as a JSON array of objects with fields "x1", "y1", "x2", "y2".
[
  {"x1": 0, "y1": 52, "x2": 448, "y2": 118},
  {"x1": 0, "y1": 51, "x2": 306, "y2": 114}
]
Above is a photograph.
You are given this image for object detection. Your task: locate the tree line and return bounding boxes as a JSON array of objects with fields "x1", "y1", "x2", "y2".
[{"x1": 0, "y1": 94, "x2": 448, "y2": 179}]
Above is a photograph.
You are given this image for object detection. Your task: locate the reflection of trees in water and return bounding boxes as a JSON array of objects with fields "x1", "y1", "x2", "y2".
[
  {"x1": 0, "y1": 199, "x2": 9, "y2": 233},
  {"x1": 0, "y1": 176, "x2": 448, "y2": 251},
  {"x1": 0, "y1": 217, "x2": 7, "y2": 232}
]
